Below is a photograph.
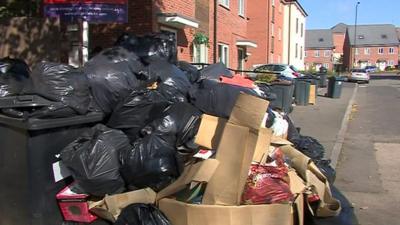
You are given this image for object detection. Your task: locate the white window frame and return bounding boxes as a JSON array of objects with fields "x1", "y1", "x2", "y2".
[
  {"x1": 355, "y1": 48, "x2": 359, "y2": 55},
  {"x1": 324, "y1": 50, "x2": 330, "y2": 57},
  {"x1": 389, "y1": 47, "x2": 395, "y2": 54},
  {"x1": 300, "y1": 46, "x2": 303, "y2": 60},
  {"x1": 378, "y1": 47, "x2": 384, "y2": 54},
  {"x1": 314, "y1": 50, "x2": 319, "y2": 57},
  {"x1": 193, "y1": 43, "x2": 208, "y2": 64},
  {"x1": 271, "y1": 0, "x2": 275, "y2": 6},
  {"x1": 388, "y1": 60, "x2": 394, "y2": 66},
  {"x1": 323, "y1": 63, "x2": 329, "y2": 69},
  {"x1": 238, "y1": 0, "x2": 245, "y2": 16},
  {"x1": 364, "y1": 48, "x2": 370, "y2": 55},
  {"x1": 219, "y1": 0, "x2": 229, "y2": 8},
  {"x1": 218, "y1": 43, "x2": 229, "y2": 67}
]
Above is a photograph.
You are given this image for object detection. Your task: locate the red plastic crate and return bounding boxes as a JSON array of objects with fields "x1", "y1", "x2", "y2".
[{"x1": 56, "y1": 185, "x2": 97, "y2": 223}]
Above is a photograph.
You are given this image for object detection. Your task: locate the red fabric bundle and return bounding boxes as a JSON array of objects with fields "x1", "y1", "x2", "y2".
[{"x1": 242, "y1": 149, "x2": 294, "y2": 205}]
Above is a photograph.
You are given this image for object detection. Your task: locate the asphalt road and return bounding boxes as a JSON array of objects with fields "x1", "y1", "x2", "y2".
[{"x1": 335, "y1": 74, "x2": 400, "y2": 225}]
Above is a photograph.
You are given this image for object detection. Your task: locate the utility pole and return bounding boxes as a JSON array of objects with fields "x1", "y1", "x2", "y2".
[{"x1": 353, "y1": 1, "x2": 360, "y2": 69}]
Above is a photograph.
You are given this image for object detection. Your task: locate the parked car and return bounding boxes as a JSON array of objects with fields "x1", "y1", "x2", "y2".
[
  {"x1": 364, "y1": 66, "x2": 377, "y2": 73},
  {"x1": 250, "y1": 64, "x2": 302, "y2": 79},
  {"x1": 349, "y1": 68, "x2": 370, "y2": 83}
]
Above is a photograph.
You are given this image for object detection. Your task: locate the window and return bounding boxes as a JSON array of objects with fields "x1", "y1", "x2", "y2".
[
  {"x1": 318, "y1": 38, "x2": 324, "y2": 42},
  {"x1": 219, "y1": 0, "x2": 229, "y2": 8},
  {"x1": 296, "y1": 18, "x2": 299, "y2": 34},
  {"x1": 378, "y1": 48, "x2": 384, "y2": 54},
  {"x1": 271, "y1": 0, "x2": 275, "y2": 6},
  {"x1": 238, "y1": 0, "x2": 245, "y2": 16},
  {"x1": 301, "y1": 23, "x2": 304, "y2": 37},
  {"x1": 324, "y1": 50, "x2": 330, "y2": 57},
  {"x1": 193, "y1": 43, "x2": 208, "y2": 64},
  {"x1": 364, "y1": 48, "x2": 370, "y2": 55},
  {"x1": 278, "y1": 27, "x2": 282, "y2": 41},
  {"x1": 314, "y1": 50, "x2": 319, "y2": 57},
  {"x1": 389, "y1": 47, "x2": 395, "y2": 54},
  {"x1": 295, "y1": 43, "x2": 298, "y2": 58},
  {"x1": 381, "y1": 34, "x2": 387, "y2": 39},
  {"x1": 271, "y1": 5, "x2": 275, "y2": 23},
  {"x1": 218, "y1": 43, "x2": 229, "y2": 66},
  {"x1": 355, "y1": 48, "x2": 359, "y2": 55},
  {"x1": 271, "y1": 36, "x2": 275, "y2": 53},
  {"x1": 237, "y1": 48, "x2": 245, "y2": 70},
  {"x1": 271, "y1": 24, "x2": 274, "y2": 36},
  {"x1": 300, "y1": 46, "x2": 303, "y2": 60},
  {"x1": 323, "y1": 63, "x2": 329, "y2": 69},
  {"x1": 388, "y1": 60, "x2": 394, "y2": 66}
]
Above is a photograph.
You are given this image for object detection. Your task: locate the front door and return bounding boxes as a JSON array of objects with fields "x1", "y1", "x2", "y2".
[{"x1": 237, "y1": 48, "x2": 245, "y2": 72}]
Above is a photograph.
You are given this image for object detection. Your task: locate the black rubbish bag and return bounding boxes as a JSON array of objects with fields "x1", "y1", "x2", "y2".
[
  {"x1": 114, "y1": 204, "x2": 171, "y2": 225},
  {"x1": 143, "y1": 102, "x2": 202, "y2": 150},
  {"x1": 284, "y1": 115, "x2": 301, "y2": 141},
  {"x1": 291, "y1": 135, "x2": 325, "y2": 160},
  {"x1": 189, "y1": 80, "x2": 261, "y2": 118},
  {"x1": 314, "y1": 159, "x2": 336, "y2": 184},
  {"x1": 146, "y1": 59, "x2": 191, "y2": 102},
  {"x1": 61, "y1": 124, "x2": 131, "y2": 196},
  {"x1": 256, "y1": 83, "x2": 278, "y2": 101},
  {"x1": 31, "y1": 62, "x2": 91, "y2": 115},
  {"x1": 265, "y1": 107, "x2": 276, "y2": 128},
  {"x1": 84, "y1": 47, "x2": 147, "y2": 115},
  {"x1": 115, "y1": 32, "x2": 177, "y2": 64},
  {"x1": 0, "y1": 57, "x2": 31, "y2": 97},
  {"x1": 120, "y1": 132, "x2": 179, "y2": 191},
  {"x1": 199, "y1": 62, "x2": 233, "y2": 81},
  {"x1": 305, "y1": 185, "x2": 358, "y2": 225},
  {"x1": 177, "y1": 61, "x2": 201, "y2": 83},
  {"x1": 107, "y1": 89, "x2": 170, "y2": 142}
]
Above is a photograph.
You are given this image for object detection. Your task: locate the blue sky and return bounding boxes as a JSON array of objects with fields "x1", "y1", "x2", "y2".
[{"x1": 298, "y1": 0, "x2": 400, "y2": 29}]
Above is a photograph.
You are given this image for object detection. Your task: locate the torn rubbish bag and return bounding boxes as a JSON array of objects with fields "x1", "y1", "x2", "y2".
[
  {"x1": 31, "y1": 62, "x2": 91, "y2": 115},
  {"x1": 60, "y1": 124, "x2": 131, "y2": 196},
  {"x1": 0, "y1": 57, "x2": 31, "y2": 97},
  {"x1": 107, "y1": 89, "x2": 170, "y2": 142},
  {"x1": 83, "y1": 47, "x2": 147, "y2": 114},
  {"x1": 114, "y1": 204, "x2": 171, "y2": 225}
]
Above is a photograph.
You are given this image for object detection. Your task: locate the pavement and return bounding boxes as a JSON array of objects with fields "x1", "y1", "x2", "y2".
[
  {"x1": 291, "y1": 74, "x2": 400, "y2": 225},
  {"x1": 290, "y1": 82, "x2": 357, "y2": 159}
]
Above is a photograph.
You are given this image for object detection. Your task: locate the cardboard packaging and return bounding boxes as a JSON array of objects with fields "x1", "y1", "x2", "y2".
[
  {"x1": 159, "y1": 170, "x2": 306, "y2": 225},
  {"x1": 195, "y1": 93, "x2": 271, "y2": 205},
  {"x1": 56, "y1": 185, "x2": 98, "y2": 223},
  {"x1": 280, "y1": 145, "x2": 341, "y2": 217}
]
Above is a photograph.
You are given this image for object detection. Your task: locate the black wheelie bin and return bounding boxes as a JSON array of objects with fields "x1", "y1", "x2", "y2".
[
  {"x1": 269, "y1": 80, "x2": 295, "y2": 113},
  {"x1": 0, "y1": 99, "x2": 103, "y2": 225}
]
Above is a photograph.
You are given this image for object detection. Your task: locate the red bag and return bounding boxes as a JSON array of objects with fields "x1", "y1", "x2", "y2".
[{"x1": 242, "y1": 148, "x2": 293, "y2": 205}]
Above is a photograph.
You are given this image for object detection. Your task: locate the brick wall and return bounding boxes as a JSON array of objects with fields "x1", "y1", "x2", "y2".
[
  {"x1": 333, "y1": 33, "x2": 345, "y2": 54},
  {"x1": 216, "y1": 1, "x2": 249, "y2": 70},
  {"x1": 304, "y1": 48, "x2": 334, "y2": 71},
  {"x1": 247, "y1": 0, "x2": 268, "y2": 68},
  {"x1": 352, "y1": 46, "x2": 399, "y2": 69}
]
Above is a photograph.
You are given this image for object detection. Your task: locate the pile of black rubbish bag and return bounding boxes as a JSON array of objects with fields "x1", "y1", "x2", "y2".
[{"x1": 0, "y1": 32, "x2": 357, "y2": 225}]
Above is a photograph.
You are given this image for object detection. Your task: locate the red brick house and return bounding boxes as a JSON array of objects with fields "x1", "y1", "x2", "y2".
[
  {"x1": 304, "y1": 29, "x2": 334, "y2": 71},
  {"x1": 331, "y1": 23, "x2": 347, "y2": 71},
  {"x1": 89, "y1": 0, "x2": 259, "y2": 70},
  {"x1": 344, "y1": 24, "x2": 399, "y2": 70},
  {"x1": 247, "y1": 0, "x2": 285, "y2": 68}
]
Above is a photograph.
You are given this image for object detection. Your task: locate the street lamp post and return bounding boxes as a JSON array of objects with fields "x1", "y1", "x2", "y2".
[{"x1": 353, "y1": 1, "x2": 360, "y2": 68}]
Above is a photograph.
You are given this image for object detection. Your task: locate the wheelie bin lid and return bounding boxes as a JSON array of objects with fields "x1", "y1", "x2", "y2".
[
  {"x1": 0, "y1": 112, "x2": 104, "y2": 130},
  {"x1": 0, "y1": 95, "x2": 55, "y2": 109}
]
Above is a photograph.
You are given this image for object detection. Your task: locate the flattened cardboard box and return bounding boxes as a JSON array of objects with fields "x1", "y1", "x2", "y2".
[
  {"x1": 195, "y1": 93, "x2": 270, "y2": 205},
  {"x1": 159, "y1": 170, "x2": 306, "y2": 225}
]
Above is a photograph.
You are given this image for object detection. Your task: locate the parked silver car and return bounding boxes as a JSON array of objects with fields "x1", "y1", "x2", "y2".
[
  {"x1": 349, "y1": 68, "x2": 370, "y2": 83},
  {"x1": 249, "y1": 64, "x2": 302, "y2": 79}
]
